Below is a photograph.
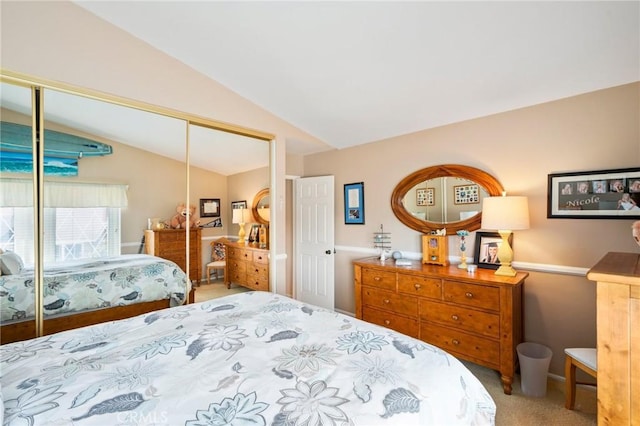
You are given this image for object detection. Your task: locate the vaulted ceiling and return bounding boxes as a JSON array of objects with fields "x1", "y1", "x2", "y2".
[{"x1": 74, "y1": 1, "x2": 639, "y2": 152}]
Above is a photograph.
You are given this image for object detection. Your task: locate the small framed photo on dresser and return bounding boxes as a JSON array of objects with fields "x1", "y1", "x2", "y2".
[{"x1": 474, "y1": 231, "x2": 512, "y2": 270}]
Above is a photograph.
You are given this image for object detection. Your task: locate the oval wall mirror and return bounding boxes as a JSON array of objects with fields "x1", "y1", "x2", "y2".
[
  {"x1": 252, "y1": 188, "x2": 270, "y2": 225},
  {"x1": 391, "y1": 164, "x2": 504, "y2": 235}
]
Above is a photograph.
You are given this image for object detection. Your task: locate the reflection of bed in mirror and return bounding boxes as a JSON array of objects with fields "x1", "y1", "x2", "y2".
[
  {"x1": 1, "y1": 72, "x2": 272, "y2": 345},
  {"x1": 0, "y1": 254, "x2": 193, "y2": 344}
]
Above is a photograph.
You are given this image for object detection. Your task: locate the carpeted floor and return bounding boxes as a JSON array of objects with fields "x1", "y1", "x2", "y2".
[
  {"x1": 463, "y1": 361, "x2": 596, "y2": 425},
  {"x1": 193, "y1": 280, "x2": 251, "y2": 303},
  {"x1": 194, "y1": 281, "x2": 597, "y2": 425}
]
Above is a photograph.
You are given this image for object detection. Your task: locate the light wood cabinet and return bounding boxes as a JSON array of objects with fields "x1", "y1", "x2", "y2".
[
  {"x1": 224, "y1": 241, "x2": 269, "y2": 291},
  {"x1": 145, "y1": 228, "x2": 202, "y2": 285},
  {"x1": 354, "y1": 257, "x2": 527, "y2": 394},
  {"x1": 587, "y1": 252, "x2": 640, "y2": 426}
]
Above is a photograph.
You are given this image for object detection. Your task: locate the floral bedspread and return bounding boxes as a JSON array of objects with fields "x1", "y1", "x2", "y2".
[
  {"x1": 0, "y1": 291, "x2": 495, "y2": 425},
  {"x1": 0, "y1": 254, "x2": 189, "y2": 323}
]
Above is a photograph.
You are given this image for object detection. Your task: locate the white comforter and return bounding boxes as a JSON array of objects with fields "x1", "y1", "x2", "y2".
[{"x1": 0, "y1": 291, "x2": 495, "y2": 425}]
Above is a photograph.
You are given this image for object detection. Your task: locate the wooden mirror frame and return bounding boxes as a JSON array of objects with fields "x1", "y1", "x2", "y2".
[
  {"x1": 252, "y1": 188, "x2": 270, "y2": 225},
  {"x1": 391, "y1": 164, "x2": 504, "y2": 235}
]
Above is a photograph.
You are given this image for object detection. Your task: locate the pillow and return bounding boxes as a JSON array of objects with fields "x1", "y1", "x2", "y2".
[{"x1": 0, "y1": 251, "x2": 24, "y2": 275}]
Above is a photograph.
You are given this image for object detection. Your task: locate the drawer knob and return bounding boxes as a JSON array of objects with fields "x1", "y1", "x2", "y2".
[
  {"x1": 465, "y1": 292, "x2": 474, "y2": 299},
  {"x1": 384, "y1": 320, "x2": 390, "y2": 325},
  {"x1": 374, "y1": 276, "x2": 381, "y2": 281},
  {"x1": 452, "y1": 339, "x2": 460, "y2": 345},
  {"x1": 414, "y1": 284, "x2": 421, "y2": 290},
  {"x1": 383, "y1": 299, "x2": 390, "y2": 304},
  {"x1": 451, "y1": 315, "x2": 459, "y2": 321}
]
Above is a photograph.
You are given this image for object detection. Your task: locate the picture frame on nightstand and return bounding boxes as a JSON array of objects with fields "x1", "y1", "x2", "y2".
[{"x1": 422, "y1": 234, "x2": 448, "y2": 266}]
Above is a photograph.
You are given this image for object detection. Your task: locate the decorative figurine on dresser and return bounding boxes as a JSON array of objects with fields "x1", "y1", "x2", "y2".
[
  {"x1": 353, "y1": 235, "x2": 527, "y2": 395},
  {"x1": 422, "y1": 228, "x2": 448, "y2": 266}
]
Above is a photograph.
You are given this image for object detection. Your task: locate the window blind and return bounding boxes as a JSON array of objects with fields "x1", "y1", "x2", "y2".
[{"x1": 0, "y1": 178, "x2": 128, "y2": 207}]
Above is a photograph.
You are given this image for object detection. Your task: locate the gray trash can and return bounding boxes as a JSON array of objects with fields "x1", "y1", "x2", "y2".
[{"x1": 517, "y1": 342, "x2": 552, "y2": 397}]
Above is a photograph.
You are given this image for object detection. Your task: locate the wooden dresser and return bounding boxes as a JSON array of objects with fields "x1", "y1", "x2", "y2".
[
  {"x1": 224, "y1": 241, "x2": 269, "y2": 291},
  {"x1": 145, "y1": 228, "x2": 202, "y2": 285},
  {"x1": 587, "y1": 252, "x2": 639, "y2": 425},
  {"x1": 354, "y1": 257, "x2": 527, "y2": 394}
]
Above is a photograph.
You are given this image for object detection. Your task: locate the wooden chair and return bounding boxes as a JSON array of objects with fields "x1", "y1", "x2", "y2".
[
  {"x1": 206, "y1": 238, "x2": 227, "y2": 284},
  {"x1": 564, "y1": 348, "x2": 597, "y2": 410}
]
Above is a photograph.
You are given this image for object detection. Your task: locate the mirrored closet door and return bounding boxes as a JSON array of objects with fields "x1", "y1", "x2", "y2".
[{"x1": 0, "y1": 81, "x2": 37, "y2": 338}]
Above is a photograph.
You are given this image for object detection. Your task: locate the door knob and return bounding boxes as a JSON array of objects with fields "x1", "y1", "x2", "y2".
[{"x1": 325, "y1": 250, "x2": 332, "y2": 254}]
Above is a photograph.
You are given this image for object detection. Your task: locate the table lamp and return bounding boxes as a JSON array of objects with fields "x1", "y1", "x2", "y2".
[
  {"x1": 232, "y1": 208, "x2": 250, "y2": 243},
  {"x1": 481, "y1": 195, "x2": 529, "y2": 276}
]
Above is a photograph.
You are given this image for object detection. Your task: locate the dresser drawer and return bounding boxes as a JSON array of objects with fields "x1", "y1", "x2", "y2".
[
  {"x1": 228, "y1": 260, "x2": 247, "y2": 275},
  {"x1": 362, "y1": 287, "x2": 418, "y2": 317},
  {"x1": 253, "y1": 251, "x2": 269, "y2": 264},
  {"x1": 245, "y1": 274, "x2": 269, "y2": 291},
  {"x1": 228, "y1": 247, "x2": 251, "y2": 261},
  {"x1": 362, "y1": 268, "x2": 396, "y2": 291},
  {"x1": 420, "y1": 322, "x2": 500, "y2": 367},
  {"x1": 159, "y1": 242, "x2": 186, "y2": 252},
  {"x1": 419, "y1": 299, "x2": 499, "y2": 339},
  {"x1": 163, "y1": 252, "x2": 186, "y2": 262},
  {"x1": 247, "y1": 263, "x2": 269, "y2": 279},
  {"x1": 443, "y1": 281, "x2": 500, "y2": 312},
  {"x1": 398, "y1": 274, "x2": 441, "y2": 299},
  {"x1": 363, "y1": 306, "x2": 418, "y2": 338},
  {"x1": 157, "y1": 232, "x2": 182, "y2": 243}
]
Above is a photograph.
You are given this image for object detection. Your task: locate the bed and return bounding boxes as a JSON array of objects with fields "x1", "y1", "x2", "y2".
[
  {"x1": 0, "y1": 291, "x2": 496, "y2": 425},
  {"x1": 0, "y1": 254, "x2": 193, "y2": 344}
]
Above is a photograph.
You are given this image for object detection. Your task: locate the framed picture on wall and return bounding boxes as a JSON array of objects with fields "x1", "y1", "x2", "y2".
[
  {"x1": 231, "y1": 200, "x2": 247, "y2": 210},
  {"x1": 547, "y1": 167, "x2": 640, "y2": 218},
  {"x1": 416, "y1": 187, "x2": 435, "y2": 206},
  {"x1": 454, "y1": 184, "x2": 479, "y2": 205},
  {"x1": 200, "y1": 198, "x2": 220, "y2": 218},
  {"x1": 344, "y1": 182, "x2": 365, "y2": 224}
]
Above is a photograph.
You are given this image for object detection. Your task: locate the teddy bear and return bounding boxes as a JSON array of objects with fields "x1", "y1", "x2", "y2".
[{"x1": 167, "y1": 203, "x2": 200, "y2": 229}]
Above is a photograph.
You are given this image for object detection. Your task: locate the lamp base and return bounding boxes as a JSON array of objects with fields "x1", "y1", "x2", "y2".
[
  {"x1": 494, "y1": 230, "x2": 516, "y2": 277},
  {"x1": 238, "y1": 223, "x2": 246, "y2": 244},
  {"x1": 495, "y1": 264, "x2": 517, "y2": 277}
]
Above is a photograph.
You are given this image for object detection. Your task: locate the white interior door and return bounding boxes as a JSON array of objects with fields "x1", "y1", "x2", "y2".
[{"x1": 295, "y1": 176, "x2": 335, "y2": 310}]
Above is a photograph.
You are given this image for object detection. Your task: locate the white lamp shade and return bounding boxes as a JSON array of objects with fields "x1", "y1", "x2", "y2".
[
  {"x1": 481, "y1": 196, "x2": 530, "y2": 231},
  {"x1": 232, "y1": 208, "x2": 250, "y2": 224}
]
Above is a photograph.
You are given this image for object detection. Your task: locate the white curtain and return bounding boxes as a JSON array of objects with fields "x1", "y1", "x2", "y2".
[{"x1": 0, "y1": 178, "x2": 128, "y2": 207}]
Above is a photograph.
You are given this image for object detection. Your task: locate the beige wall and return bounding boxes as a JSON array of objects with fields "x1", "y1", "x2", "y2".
[{"x1": 303, "y1": 82, "x2": 640, "y2": 376}]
